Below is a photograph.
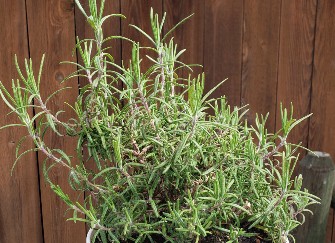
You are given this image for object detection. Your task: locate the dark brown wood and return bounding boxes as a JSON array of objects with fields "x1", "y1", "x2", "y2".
[
  {"x1": 294, "y1": 152, "x2": 335, "y2": 243},
  {"x1": 308, "y1": 1, "x2": 335, "y2": 238},
  {"x1": 241, "y1": 0, "x2": 281, "y2": 130},
  {"x1": 276, "y1": 0, "x2": 317, "y2": 151},
  {"x1": 164, "y1": 0, "x2": 205, "y2": 78},
  {"x1": 204, "y1": 0, "x2": 244, "y2": 107},
  {"x1": 0, "y1": 0, "x2": 43, "y2": 242},
  {"x1": 25, "y1": 0, "x2": 86, "y2": 242},
  {"x1": 309, "y1": 0, "x2": 335, "y2": 162}
]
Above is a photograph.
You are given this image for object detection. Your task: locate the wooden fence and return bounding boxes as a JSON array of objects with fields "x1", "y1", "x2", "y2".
[{"x1": 0, "y1": 0, "x2": 335, "y2": 242}]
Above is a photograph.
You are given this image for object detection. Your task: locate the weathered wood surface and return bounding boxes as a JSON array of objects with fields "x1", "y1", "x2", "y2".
[
  {"x1": 0, "y1": 0, "x2": 43, "y2": 242},
  {"x1": 204, "y1": 0, "x2": 244, "y2": 107},
  {"x1": 294, "y1": 152, "x2": 335, "y2": 243},
  {"x1": 308, "y1": 0, "x2": 335, "y2": 240},
  {"x1": 276, "y1": 0, "x2": 317, "y2": 155},
  {"x1": 241, "y1": 0, "x2": 281, "y2": 131}
]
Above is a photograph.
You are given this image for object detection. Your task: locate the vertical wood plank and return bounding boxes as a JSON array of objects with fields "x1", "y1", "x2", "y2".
[
  {"x1": 204, "y1": 0, "x2": 244, "y2": 107},
  {"x1": 241, "y1": 0, "x2": 281, "y2": 130},
  {"x1": 121, "y1": 0, "x2": 163, "y2": 71},
  {"x1": 276, "y1": 0, "x2": 317, "y2": 150},
  {"x1": 309, "y1": 0, "x2": 335, "y2": 158},
  {"x1": 0, "y1": 1, "x2": 43, "y2": 242},
  {"x1": 308, "y1": 1, "x2": 335, "y2": 239},
  {"x1": 163, "y1": 0, "x2": 205, "y2": 77},
  {"x1": 26, "y1": 0, "x2": 86, "y2": 242}
]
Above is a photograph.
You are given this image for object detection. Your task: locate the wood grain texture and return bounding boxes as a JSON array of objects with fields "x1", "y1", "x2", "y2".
[
  {"x1": 204, "y1": 0, "x2": 244, "y2": 107},
  {"x1": 26, "y1": 0, "x2": 86, "y2": 242},
  {"x1": 308, "y1": 0, "x2": 335, "y2": 158},
  {"x1": 276, "y1": 0, "x2": 317, "y2": 148},
  {"x1": 163, "y1": 0, "x2": 204, "y2": 78},
  {"x1": 0, "y1": 1, "x2": 43, "y2": 242},
  {"x1": 308, "y1": 1, "x2": 335, "y2": 239},
  {"x1": 241, "y1": 0, "x2": 281, "y2": 131},
  {"x1": 121, "y1": 0, "x2": 163, "y2": 71}
]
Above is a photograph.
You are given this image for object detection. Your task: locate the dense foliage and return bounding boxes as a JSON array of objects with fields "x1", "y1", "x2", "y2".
[{"x1": 0, "y1": 0, "x2": 318, "y2": 242}]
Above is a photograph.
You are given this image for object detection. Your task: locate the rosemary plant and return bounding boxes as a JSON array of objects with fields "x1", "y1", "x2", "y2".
[{"x1": 0, "y1": 0, "x2": 318, "y2": 242}]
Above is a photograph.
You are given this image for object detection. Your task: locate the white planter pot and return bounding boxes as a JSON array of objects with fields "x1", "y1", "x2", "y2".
[{"x1": 86, "y1": 227, "x2": 95, "y2": 243}]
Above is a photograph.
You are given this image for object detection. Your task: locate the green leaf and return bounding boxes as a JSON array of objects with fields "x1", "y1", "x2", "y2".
[
  {"x1": 129, "y1": 24, "x2": 155, "y2": 45},
  {"x1": 162, "y1": 13, "x2": 194, "y2": 42}
]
